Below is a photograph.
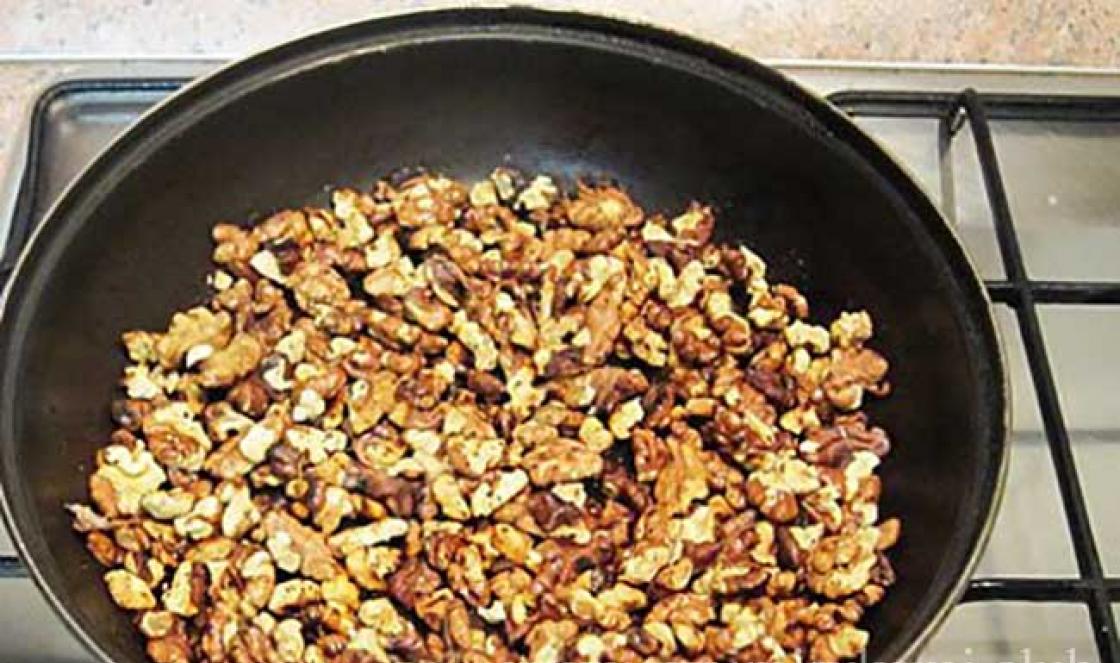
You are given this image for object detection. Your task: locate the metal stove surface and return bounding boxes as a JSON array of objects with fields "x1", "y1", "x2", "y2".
[{"x1": 0, "y1": 58, "x2": 1119, "y2": 662}]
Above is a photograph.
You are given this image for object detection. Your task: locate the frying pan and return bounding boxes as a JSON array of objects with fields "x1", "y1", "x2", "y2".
[{"x1": 0, "y1": 8, "x2": 1007, "y2": 663}]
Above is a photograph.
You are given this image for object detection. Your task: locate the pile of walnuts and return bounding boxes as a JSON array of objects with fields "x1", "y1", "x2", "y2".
[{"x1": 69, "y1": 168, "x2": 898, "y2": 663}]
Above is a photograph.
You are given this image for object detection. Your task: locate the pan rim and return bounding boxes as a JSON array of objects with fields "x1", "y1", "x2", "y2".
[{"x1": 0, "y1": 7, "x2": 1009, "y2": 663}]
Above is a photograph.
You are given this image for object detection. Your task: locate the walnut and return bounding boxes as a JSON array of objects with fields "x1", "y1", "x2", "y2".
[
  {"x1": 140, "y1": 489, "x2": 195, "y2": 521},
  {"x1": 139, "y1": 611, "x2": 177, "y2": 638},
  {"x1": 273, "y1": 618, "x2": 306, "y2": 662},
  {"x1": 824, "y1": 348, "x2": 889, "y2": 411},
  {"x1": 154, "y1": 307, "x2": 233, "y2": 369},
  {"x1": 263, "y1": 511, "x2": 343, "y2": 581},
  {"x1": 74, "y1": 170, "x2": 895, "y2": 663},
  {"x1": 162, "y1": 562, "x2": 198, "y2": 616},
  {"x1": 516, "y1": 175, "x2": 560, "y2": 212},
  {"x1": 566, "y1": 184, "x2": 642, "y2": 230},
  {"x1": 470, "y1": 470, "x2": 529, "y2": 516},
  {"x1": 831, "y1": 310, "x2": 873, "y2": 348},
  {"x1": 146, "y1": 634, "x2": 192, "y2": 663},
  {"x1": 653, "y1": 427, "x2": 709, "y2": 515},
  {"x1": 93, "y1": 445, "x2": 167, "y2": 515},
  {"x1": 105, "y1": 569, "x2": 157, "y2": 610},
  {"x1": 199, "y1": 333, "x2": 264, "y2": 387},
  {"x1": 522, "y1": 439, "x2": 603, "y2": 486},
  {"x1": 330, "y1": 519, "x2": 410, "y2": 556},
  {"x1": 394, "y1": 174, "x2": 467, "y2": 227},
  {"x1": 784, "y1": 320, "x2": 831, "y2": 354},
  {"x1": 288, "y1": 261, "x2": 351, "y2": 313},
  {"x1": 347, "y1": 547, "x2": 401, "y2": 591},
  {"x1": 450, "y1": 311, "x2": 498, "y2": 371},
  {"x1": 143, "y1": 402, "x2": 213, "y2": 471},
  {"x1": 66, "y1": 503, "x2": 114, "y2": 533},
  {"x1": 526, "y1": 619, "x2": 579, "y2": 663},
  {"x1": 431, "y1": 473, "x2": 471, "y2": 521},
  {"x1": 607, "y1": 398, "x2": 644, "y2": 439},
  {"x1": 269, "y1": 579, "x2": 322, "y2": 613}
]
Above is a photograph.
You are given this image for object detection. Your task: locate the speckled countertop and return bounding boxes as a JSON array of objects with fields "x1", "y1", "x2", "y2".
[
  {"x1": 3, "y1": 0, "x2": 1119, "y2": 64},
  {"x1": 0, "y1": 0, "x2": 1118, "y2": 190}
]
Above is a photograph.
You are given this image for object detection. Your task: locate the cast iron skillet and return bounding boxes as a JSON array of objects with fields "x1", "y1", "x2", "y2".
[{"x1": 0, "y1": 8, "x2": 1007, "y2": 663}]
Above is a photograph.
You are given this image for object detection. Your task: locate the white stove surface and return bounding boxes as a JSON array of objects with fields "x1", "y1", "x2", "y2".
[{"x1": 0, "y1": 58, "x2": 1118, "y2": 662}]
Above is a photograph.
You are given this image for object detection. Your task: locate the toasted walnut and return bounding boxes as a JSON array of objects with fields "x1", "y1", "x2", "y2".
[
  {"x1": 347, "y1": 547, "x2": 401, "y2": 591},
  {"x1": 220, "y1": 484, "x2": 260, "y2": 538},
  {"x1": 522, "y1": 439, "x2": 602, "y2": 486},
  {"x1": 74, "y1": 170, "x2": 895, "y2": 663},
  {"x1": 470, "y1": 470, "x2": 529, "y2": 517},
  {"x1": 330, "y1": 519, "x2": 410, "y2": 556},
  {"x1": 831, "y1": 310, "x2": 873, "y2": 348},
  {"x1": 450, "y1": 311, "x2": 498, "y2": 371},
  {"x1": 567, "y1": 184, "x2": 642, "y2": 230},
  {"x1": 105, "y1": 569, "x2": 157, "y2": 610},
  {"x1": 431, "y1": 473, "x2": 472, "y2": 521},
  {"x1": 140, "y1": 489, "x2": 195, "y2": 521},
  {"x1": 272, "y1": 618, "x2": 305, "y2": 662},
  {"x1": 394, "y1": 174, "x2": 466, "y2": 227},
  {"x1": 263, "y1": 511, "x2": 343, "y2": 581},
  {"x1": 269, "y1": 579, "x2": 322, "y2": 613},
  {"x1": 139, "y1": 610, "x2": 176, "y2": 638},
  {"x1": 516, "y1": 175, "x2": 559, "y2": 212},
  {"x1": 161, "y1": 562, "x2": 198, "y2": 616},
  {"x1": 608, "y1": 398, "x2": 644, "y2": 439},
  {"x1": 154, "y1": 307, "x2": 232, "y2": 369},
  {"x1": 93, "y1": 445, "x2": 167, "y2": 516},
  {"x1": 199, "y1": 333, "x2": 264, "y2": 387}
]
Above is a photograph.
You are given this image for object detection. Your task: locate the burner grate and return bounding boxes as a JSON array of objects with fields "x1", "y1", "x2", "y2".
[{"x1": 831, "y1": 88, "x2": 1120, "y2": 663}]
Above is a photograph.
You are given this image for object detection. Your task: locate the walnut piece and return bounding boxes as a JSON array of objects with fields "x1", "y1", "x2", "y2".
[{"x1": 73, "y1": 169, "x2": 896, "y2": 663}]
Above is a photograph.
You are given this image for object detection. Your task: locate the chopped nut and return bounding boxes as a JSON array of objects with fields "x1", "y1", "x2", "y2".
[
  {"x1": 155, "y1": 307, "x2": 232, "y2": 369},
  {"x1": 516, "y1": 175, "x2": 559, "y2": 211},
  {"x1": 140, "y1": 489, "x2": 195, "y2": 521},
  {"x1": 522, "y1": 439, "x2": 602, "y2": 486},
  {"x1": 162, "y1": 562, "x2": 198, "y2": 616},
  {"x1": 432, "y1": 473, "x2": 471, "y2": 521},
  {"x1": 104, "y1": 569, "x2": 157, "y2": 610},
  {"x1": 330, "y1": 519, "x2": 410, "y2": 556},
  {"x1": 470, "y1": 470, "x2": 529, "y2": 516},
  {"x1": 139, "y1": 611, "x2": 176, "y2": 638},
  {"x1": 831, "y1": 310, "x2": 873, "y2": 348},
  {"x1": 273, "y1": 618, "x2": 305, "y2": 662},
  {"x1": 608, "y1": 398, "x2": 644, "y2": 439},
  {"x1": 74, "y1": 170, "x2": 896, "y2": 663},
  {"x1": 220, "y1": 484, "x2": 260, "y2": 537},
  {"x1": 199, "y1": 333, "x2": 264, "y2": 387},
  {"x1": 450, "y1": 311, "x2": 498, "y2": 371},
  {"x1": 94, "y1": 445, "x2": 167, "y2": 515},
  {"x1": 269, "y1": 579, "x2": 322, "y2": 613}
]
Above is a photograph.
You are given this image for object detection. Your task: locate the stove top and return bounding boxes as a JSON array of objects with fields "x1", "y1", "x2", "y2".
[{"x1": 1, "y1": 59, "x2": 1118, "y2": 662}]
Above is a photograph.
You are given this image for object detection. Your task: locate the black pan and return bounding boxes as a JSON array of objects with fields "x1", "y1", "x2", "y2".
[{"x1": 0, "y1": 8, "x2": 1007, "y2": 663}]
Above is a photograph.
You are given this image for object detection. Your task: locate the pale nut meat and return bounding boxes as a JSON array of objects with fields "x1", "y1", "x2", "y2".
[
  {"x1": 72, "y1": 170, "x2": 896, "y2": 663},
  {"x1": 155, "y1": 307, "x2": 232, "y2": 369},
  {"x1": 140, "y1": 489, "x2": 195, "y2": 521},
  {"x1": 104, "y1": 569, "x2": 157, "y2": 610},
  {"x1": 470, "y1": 469, "x2": 530, "y2": 517},
  {"x1": 273, "y1": 618, "x2": 306, "y2": 663},
  {"x1": 93, "y1": 445, "x2": 167, "y2": 516},
  {"x1": 268, "y1": 579, "x2": 322, "y2": 613}
]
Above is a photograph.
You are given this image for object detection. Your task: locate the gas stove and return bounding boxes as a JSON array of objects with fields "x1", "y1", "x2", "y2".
[{"x1": 1, "y1": 59, "x2": 1118, "y2": 662}]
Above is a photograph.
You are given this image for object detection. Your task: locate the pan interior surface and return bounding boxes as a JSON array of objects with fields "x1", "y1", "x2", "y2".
[{"x1": 0, "y1": 10, "x2": 1004, "y2": 663}]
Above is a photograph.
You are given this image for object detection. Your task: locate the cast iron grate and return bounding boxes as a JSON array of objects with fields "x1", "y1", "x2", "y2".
[
  {"x1": 830, "y1": 88, "x2": 1120, "y2": 663},
  {"x1": 1, "y1": 80, "x2": 1118, "y2": 661}
]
